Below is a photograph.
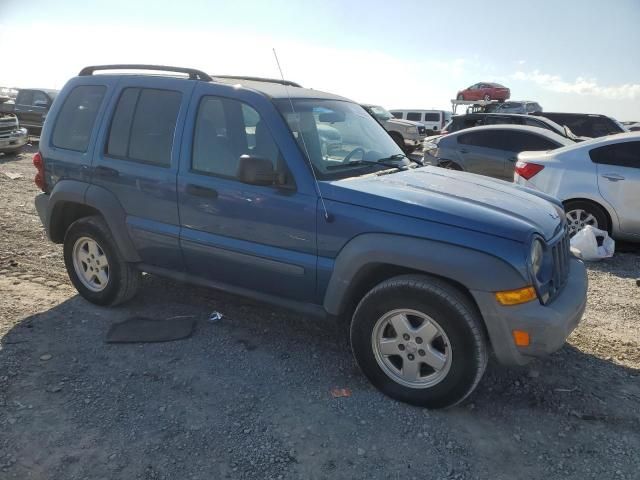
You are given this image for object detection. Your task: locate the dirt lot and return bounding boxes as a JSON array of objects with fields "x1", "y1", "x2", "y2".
[{"x1": 1, "y1": 146, "x2": 639, "y2": 480}]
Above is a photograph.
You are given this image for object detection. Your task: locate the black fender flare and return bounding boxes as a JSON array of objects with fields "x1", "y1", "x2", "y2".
[{"x1": 322, "y1": 233, "x2": 526, "y2": 316}]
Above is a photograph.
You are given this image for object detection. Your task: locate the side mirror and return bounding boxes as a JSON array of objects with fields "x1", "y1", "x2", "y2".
[{"x1": 237, "y1": 155, "x2": 276, "y2": 186}]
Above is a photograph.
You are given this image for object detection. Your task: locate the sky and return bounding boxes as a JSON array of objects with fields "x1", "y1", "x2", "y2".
[{"x1": 0, "y1": 0, "x2": 639, "y2": 120}]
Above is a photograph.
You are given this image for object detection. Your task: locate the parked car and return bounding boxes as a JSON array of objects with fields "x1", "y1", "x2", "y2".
[
  {"x1": 515, "y1": 132, "x2": 640, "y2": 240},
  {"x1": 423, "y1": 125, "x2": 573, "y2": 181},
  {"x1": 34, "y1": 64, "x2": 587, "y2": 409},
  {"x1": 442, "y1": 113, "x2": 583, "y2": 141},
  {"x1": 456, "y1": 83, "x2": 510, "y2": 102},
  {"x1": 0, "y1": 88, "x2": 59, "y2": 134},
  {"x1": 362, "y1": 104, "x2": 427, "y2": 153},
  {"x1": 533, "y1": 112, "x2": 626, "y2": 138},
  {"x1": 390, "y1": 109, "x2": 452, "y2": 134},
  {"x1": 626, "y1": 123, "x2": 640, "y2": 132},
  {"x1": 485, "y1": 101, "x2": 543, "y2": 114},
  {"x1": 0, "y1": 113, "x2": 28, "y2": 154}
]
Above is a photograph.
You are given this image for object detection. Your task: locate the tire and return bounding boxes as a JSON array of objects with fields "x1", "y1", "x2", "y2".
[
  {"x1": 564, "y1": 200, "x2": 610, "y2": 237},
  {"x1": 350, "y1": 275, "x2": 488, "y2": 409},
  {"x1": 483, "y1": 94, "x2": 491, "y2": 101},
  {"x1": 63, "y1": 215, "x2": 140, "y2": 306}
]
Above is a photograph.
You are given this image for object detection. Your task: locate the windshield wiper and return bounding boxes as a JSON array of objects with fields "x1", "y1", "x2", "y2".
[
  {"x1": 326, "y1": 153, "x2": 416, "y2": 171},
  {"x1": 326, "y1": 159, "x2": 402, "y2": 170}
]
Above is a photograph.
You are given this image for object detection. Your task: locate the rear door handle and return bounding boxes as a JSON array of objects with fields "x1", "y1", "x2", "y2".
[
  {"x1": 601, "y1": 173, "x2": 625, "y2": 182},
  {"x1": 94, "y1": 165, "x2": 120, "y2": 178},
  {"x1": 186, "y1": 184, "x2": 218, "y2": 198}
]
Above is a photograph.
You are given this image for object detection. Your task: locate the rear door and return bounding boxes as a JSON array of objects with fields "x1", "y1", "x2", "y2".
[
  {"x1": 92, "y1": 77, "x2": 194, "y2": 270},
  {"x1": 591, "y1": 141, "x2": 640, "y2": 235},
  {"x1": 455, "y1": 130, "x2": 509, "y2": 179},
  {"x1": 501, "y1": 131, "x2": 562, "y2": 177}
]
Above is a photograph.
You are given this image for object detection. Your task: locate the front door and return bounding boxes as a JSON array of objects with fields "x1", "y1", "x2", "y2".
[
  {"x1": 456, "y1": 131, "x2": 508, "y2": 180},
  {"x1": 593, "y1": 141, "x2": 640, "y2": 235},
  {"x1": 177, "y1": 88, "x2": 317, "y2": 302}
]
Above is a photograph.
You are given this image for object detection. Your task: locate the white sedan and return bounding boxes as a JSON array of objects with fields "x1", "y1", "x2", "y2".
[{"x1": 514, "y1": 132, "x2": 640, "y2": 240}]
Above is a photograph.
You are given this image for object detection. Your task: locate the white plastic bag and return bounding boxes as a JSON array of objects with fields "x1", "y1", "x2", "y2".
[{"x1": 570, "y1": 225, "x2": 615, "y2": 261}]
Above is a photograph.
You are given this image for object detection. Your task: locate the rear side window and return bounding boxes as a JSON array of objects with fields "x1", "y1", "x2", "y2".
[
  {"x1": 503, "y1": 131, "x2": 559, "y2": 151},
  {"x1": 589, "y1": 141, "x2": 640, "y2": 168},
  {"x1": 106, "y1": 88, "x2": 182, "y2": 166},
  {"x1": 407, "y1": 112, "x2": 421, "y2": 121},
  {"x1": 424, "y1": 113, "x2": 440, "y2": 122},
  {"x1": 52, "y1": 85, "x2": 106, "y2": 152}
]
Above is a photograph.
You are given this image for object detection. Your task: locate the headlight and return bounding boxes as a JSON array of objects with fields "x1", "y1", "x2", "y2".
[
  {"x1": 407, "y1": 126, "x2": 418, "y2": 134},
  {"x1": 529, "y1": 238, "x2": 544, "y2": 278}
]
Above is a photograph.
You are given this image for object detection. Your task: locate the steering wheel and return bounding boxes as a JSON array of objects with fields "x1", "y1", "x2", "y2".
[{"x1": 342, "y1": 147, "x2": 366, "y2": 164}]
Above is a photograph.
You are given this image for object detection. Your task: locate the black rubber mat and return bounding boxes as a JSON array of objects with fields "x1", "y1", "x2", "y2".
[{"x1": 105, "y1": 316, "x2": 196, "y2": 343}]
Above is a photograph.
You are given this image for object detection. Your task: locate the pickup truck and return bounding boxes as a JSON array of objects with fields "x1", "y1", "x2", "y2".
[
  {"x1": 0, "y1": 112, "x2": 28, "y2": 153},
  {"x1": 0, "y1": 88, "x2": 59, "y2": 134}
]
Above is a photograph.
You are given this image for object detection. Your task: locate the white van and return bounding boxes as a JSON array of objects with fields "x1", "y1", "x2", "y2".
[{"x1": 390, "y1": 109, "x2": 452, "y2": 134}]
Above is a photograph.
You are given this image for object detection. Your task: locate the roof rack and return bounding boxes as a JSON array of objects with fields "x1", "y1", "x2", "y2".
[
  {"x1": 213, "y1": 75, "x2": 302, "y2": 88},
  {"x1": 78, "y1": 64, "x2": 212, "y2": 81}
]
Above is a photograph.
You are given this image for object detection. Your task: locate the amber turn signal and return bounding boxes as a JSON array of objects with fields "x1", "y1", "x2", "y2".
[
  {"x1": 494, "y1": 286, "x2": 537, "y2": 306},
  {"x1": 512, "y1": 330, "x2": 531, "y2": 347}
]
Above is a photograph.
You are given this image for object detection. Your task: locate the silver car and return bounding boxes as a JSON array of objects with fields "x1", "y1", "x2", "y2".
[
  {"x1": 515, "y1": 132, "x2": 640, "y2": 240},
  {"x1": 423, "y1": 125, "x2": 573, "y2": 181}
]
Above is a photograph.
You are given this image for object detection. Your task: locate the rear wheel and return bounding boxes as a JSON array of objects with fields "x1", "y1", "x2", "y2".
[
  {"x1": 350, "y1": 275, "x2": 488, "y2": 409},
  {"x1": 564, "y1": 200, "x2": 610, "y2": 236},
  {"x1": 63, "y1": 216, "x2": 140, "y2": 306}
]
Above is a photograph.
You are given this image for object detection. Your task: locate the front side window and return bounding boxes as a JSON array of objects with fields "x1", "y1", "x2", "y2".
[
  {"x1": 276, "y1": 99, "x2": 406, "y2": 179},
  {"x1": 52, "y1": 85, "x2": 106, "y2": 152},
  {"x1": 106, "y1": 88, "x2": 182, "y2": 166},
  {"x1": 192, "y1": 96, "x2": 281, "y2": 179},
  {"x1": 32, "y1": 91, "x2": 49, "y2": 106},
  {"x1": 390, "y1": 111, "x2": 403, "y2": 119},
  {"x1": 589, "y1": 141, "x2": 640, "y2": 168}
]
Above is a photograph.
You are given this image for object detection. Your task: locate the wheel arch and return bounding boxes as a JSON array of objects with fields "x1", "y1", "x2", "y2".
[
  {"x1": 46, "y1": 180, "x2": 141, "y2": 262},
  {"x1": 562, "y1": 197, "x2": 617, "y2": 233},
  {"x1": 323, "y1": 233, "x2": 527, "y2": 320}
]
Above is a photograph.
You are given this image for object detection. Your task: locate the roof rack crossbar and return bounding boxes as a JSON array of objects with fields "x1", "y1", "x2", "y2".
[
  {"x1": 79, "y1": 64, "x2": 212, "y2": 81},
  {"x1": 213, "y1": 75, "x2": 301, "y2": 88}
]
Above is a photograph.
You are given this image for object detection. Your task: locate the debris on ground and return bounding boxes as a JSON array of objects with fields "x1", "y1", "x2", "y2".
[
  {"x1": 330, "y1": 387, "x2": 352, "y2": 398},
  {"x1": 2, "y1": 171, "x2": 23, "y2": 180},
  {"x1": 208, "y1": 310, "x2": 223, "y2": 322}
]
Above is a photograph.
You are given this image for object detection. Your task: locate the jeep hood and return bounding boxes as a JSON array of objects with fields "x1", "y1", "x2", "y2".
[{"x1": 323, "y1": 167, "x2": 564, "y2": 242}]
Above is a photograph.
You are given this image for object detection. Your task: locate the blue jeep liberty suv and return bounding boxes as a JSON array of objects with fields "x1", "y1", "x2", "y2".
[{"x1": 34, "y1": 65, "x2": 588, "y2": 408}]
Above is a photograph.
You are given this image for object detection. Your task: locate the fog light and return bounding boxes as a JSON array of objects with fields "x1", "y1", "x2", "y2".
[
  {"x1": 512, "y1": 330, "x2": 530, "y2": 347},
  {"x1": 495, "y1": 286, "x2": 536, "y2": 305}
]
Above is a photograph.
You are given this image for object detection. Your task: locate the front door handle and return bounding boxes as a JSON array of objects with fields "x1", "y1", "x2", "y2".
[
  {"x1": 94, "y1": 165, "x2": 120, "y2": 178},
  {"x1": 186, "y1": 184, "x2": 218, "y2": 198},
  {"x1": 460, "y1": 149, "x2": 469, "y2": 154},
  {"x1": 601, "y1": 173, "x2": 625, "y2": 182}
]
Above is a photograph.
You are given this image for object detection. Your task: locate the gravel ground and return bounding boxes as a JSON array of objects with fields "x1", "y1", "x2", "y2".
[{"x1": 1, "y1": 146, "x2": 639, "y2": 480}]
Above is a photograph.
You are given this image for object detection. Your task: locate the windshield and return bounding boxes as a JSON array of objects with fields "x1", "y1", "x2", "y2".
[
  {"x1": 366, "y1": 105, "x2": 393, "y2": 121},
  {"x1": 276, "y1": 99, "x2": 406, "y2": 179}
]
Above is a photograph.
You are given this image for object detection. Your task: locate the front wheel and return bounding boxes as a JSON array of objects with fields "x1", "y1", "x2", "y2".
[
  {"x1": 63, "y1": 216, "x2": 140, "y2": 306},
  {"x1": 350, "y1": 275, "x2": 488, "y2": 409}
]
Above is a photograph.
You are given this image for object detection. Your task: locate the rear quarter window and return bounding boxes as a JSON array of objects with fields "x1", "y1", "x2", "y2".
[
  {"x1": 423, "y1": 113, "x2": 440, "y2": 122},
  {"x1": 51, "y1": 85, "x2": 107, "y2": 152}
]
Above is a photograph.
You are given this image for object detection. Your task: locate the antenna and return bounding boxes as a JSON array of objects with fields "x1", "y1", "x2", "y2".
[{"x1": 272, "y1": 48, "x2": 331, "y2": 222}]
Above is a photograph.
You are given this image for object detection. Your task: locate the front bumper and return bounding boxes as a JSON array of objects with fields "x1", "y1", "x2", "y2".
[
  {"x1": 472, "y1": 257, "x2": 588, "y2": 366},
  {"x1": 0, "y1": 128, "x2": 28, "y2": 152}
]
